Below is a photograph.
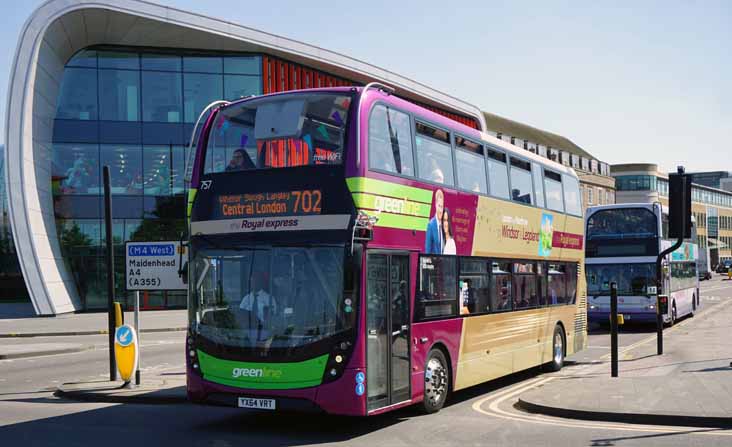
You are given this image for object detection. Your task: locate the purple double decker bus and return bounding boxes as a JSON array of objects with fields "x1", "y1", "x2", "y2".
[{"x1": 184, "y1": 84, "x2": 587, "y2": 415}]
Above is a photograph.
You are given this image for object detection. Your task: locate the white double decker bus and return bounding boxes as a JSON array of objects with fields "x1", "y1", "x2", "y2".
[{"x1": 585, "y1": 203, "x2": 699, "y2": 326}]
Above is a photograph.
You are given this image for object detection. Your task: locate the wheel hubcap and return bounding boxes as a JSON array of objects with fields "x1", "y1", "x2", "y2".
[
  {"x1": 425, "y1": 357, "x2": 447, "y2": 405},
  {"x1": 554, "y1": 332, "x2": 563, "y2": 365}
]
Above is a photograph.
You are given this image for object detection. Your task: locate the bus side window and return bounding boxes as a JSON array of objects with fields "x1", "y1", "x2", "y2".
[
  {"x1": 491, "y1": 261, "x2": 512, "y2": 312},
  {"x1": 368, "y1": 105, "x2": 414, "y2": 176},
  {"x1": 415, "y1": 122, "x2": 454, "y2": 186},
  {"x1": 487, "y1": 149, "x2": 509, "y2": 199},
  {"x1": 509, "y1": 158, "x2": 533, "y2": 205},
  {"x1": 416, "y1": 256, "x2": 457, "y2": 321}
]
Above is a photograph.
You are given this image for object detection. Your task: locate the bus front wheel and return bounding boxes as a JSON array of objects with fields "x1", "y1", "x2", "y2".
[
  {"x1": 422, "y1": 348, "x2": 449, "y2": 414},
  {"x1": 546, "y1": 325, "x2": 565, "y2": 372}
]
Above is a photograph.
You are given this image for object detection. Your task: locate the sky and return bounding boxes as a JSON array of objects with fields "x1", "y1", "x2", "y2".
[{"x1": 1, "y1": 0, "x2": 730, "y2": 173}]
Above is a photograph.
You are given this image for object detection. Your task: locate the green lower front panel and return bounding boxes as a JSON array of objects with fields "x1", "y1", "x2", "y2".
[{"x1": 197, "y1": 350, "x2": 329, "y2": 390}]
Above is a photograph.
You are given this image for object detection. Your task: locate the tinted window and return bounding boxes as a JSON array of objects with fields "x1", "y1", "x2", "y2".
[
  {"x1": 510, "y1": 158, "x2": 533, "y2": 204},
  {"x1": 487, "y1": 150, "x2": 509, "y2": 199},
  {"x1": 415, "y1": 122, "x2": 454, "y2": 186},
  {"x1": 459, "y1": 258, "x2": 491, "y2": 314},
  {"x1": 224, "y1": 75, "x2": 262, "y2": 100},
  {"x1": 67, "y1": 50, "x2": 97, "y2": 68},
  {"x1": 492, "y1": 261, "x2": 512, "y2": 311},
  {"x1": 512, "y1": 262, "x2": 537, "y2": 309},
  {"x1": 416, "y1": 256, "x2": 457, "y2": 320},
  {"x1": 224, "y1": 56, "x2": 261, "y2": 75},
  {"x1": 98, "y1": 51, "x2": 139, "y2": 70},
  {"x1": 566, "y1": 263, "x2": 578, "y2": 304},
  {"x1": 56, "y1": 68, "x2": 98, "y2": 120},
  {"x1": 455, "y1": 139, "x2": 487, "y2": 194},
  {"x1": 183, "y1": 56, "x2": 223, "y2": 73},
  {"x1": 368, "y1": 105, "x2": 414, "y2": 176},
  {"x1": 141, "y1": 54, "x2": 181, "y2": 71},
  {"x1": 142, "y1": 71, "x2": 183, "y2": 123},
  {"x1": 53, "y1": 143, "x2": 100, "y2": 194},
  {"x1": 183, "y1": 73, "x2": 223, "y2": 123},
  {"x1": 563, "y1": 175, "x2": 582, "y2": 216},
  {"x1": 99, "y1": 69, "x2": 140, "y2": 121},
  {"x1": 100, "y1": 145, "x2": 142, "y2": 194},
  {"x1": 548, "y1": 264, "x2": 567, "y2": 305},
  {"x1": 142, "y1": 146, "x2": 174, "y2": 196},
  {"x1": 587, "y1": 208, "x2": 658, "y2": 240}
]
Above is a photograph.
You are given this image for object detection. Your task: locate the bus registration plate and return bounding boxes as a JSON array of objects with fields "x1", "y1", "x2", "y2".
[{"x1": 238, "y1": 397, "x2": 276, "y2": 410}]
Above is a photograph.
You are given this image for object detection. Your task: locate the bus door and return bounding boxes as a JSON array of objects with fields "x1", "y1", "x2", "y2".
[{"x1": 365, "y1": 252, "x2": 411, "y2": 411}]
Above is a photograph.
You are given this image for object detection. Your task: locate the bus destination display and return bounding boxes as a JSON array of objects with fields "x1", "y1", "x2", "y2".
[{"x1": 217, "y1": 190, "x2": 322, "y2": 219}]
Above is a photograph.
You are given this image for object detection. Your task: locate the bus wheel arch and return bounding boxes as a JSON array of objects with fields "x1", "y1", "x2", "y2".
[{"x1": 421, "y1": 343, "x2": 452, "y2": 414}]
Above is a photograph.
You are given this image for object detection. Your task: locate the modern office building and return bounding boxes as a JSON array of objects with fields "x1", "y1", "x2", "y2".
[
  {"x1": 482, "y1": 112, "x2": 615, "y2": 211},
  {"x1": 4, "y1": 0, "x2": 613, "y2": 315},
  {"x1": 687, "y1": 171, "x2": 731, "y2": 190},
  {"x1": 612, "y1": 163, "x2": 732, "y2": 271}
]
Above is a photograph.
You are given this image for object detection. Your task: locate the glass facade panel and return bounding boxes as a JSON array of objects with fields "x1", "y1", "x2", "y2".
[
  {"x1": 56, "y1": 68, "x2": 98, "y2": 120},
  {"x1": 100, "y1": 144, "x2": 143, "y2": 194},
  {"x1": 142, "y1": 71, "x2": 182, "y2": 122},
  {"x1": 99, "y1": 69, "x2": 140, "y2": 121},
  {"x1": 67, "y1": 50, "x2": 97, "y2": 68},
  {"x1": 184, "y1": 73, "x2": 223, "y2": 123},
  {"x1": 46, "y1": 47, "x2": 264, "y2": 310},
  {"x1": 224, "y1": 75, "x2": 261, "y2": 100},
  {"x1": 183, "y1": 56, "x2": 223, "y2": 73},
  {"x1": 141, "y1": 53, "x2": 182, "y2": 71},
  {"x1": 224, "y1": 56, "x2": 261, "y2": 74},
  {"x1": 142, "y1": 146, "x2": 174, "y2": 196},
  {"x1": 52, "y1": 144, "x2": 100, "y2": 195},
  {"x1": 98, "y1": 51, "x2": 139, "y2": 70}
]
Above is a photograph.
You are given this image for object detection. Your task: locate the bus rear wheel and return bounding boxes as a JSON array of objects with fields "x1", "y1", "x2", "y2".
[
  {"x1": 546, "y1": 325, "x2": 565, "y2": 372},
  {"x1": 422, "y1": 348, "x2": 449, "y2": 414}
]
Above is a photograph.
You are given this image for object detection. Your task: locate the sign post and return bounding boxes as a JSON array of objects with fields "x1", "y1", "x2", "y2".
[
  {"x1": 655, "y1": 166, "x2": 692, "y2": 355},
  {"x1": 134, "y1": 290, "x2": 140, "y2": 385},
  {"x1": 125, "y1": 241, "x2": 187, "y2": 385}
]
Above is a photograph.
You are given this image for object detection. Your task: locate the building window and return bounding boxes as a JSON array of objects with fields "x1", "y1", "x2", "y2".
[
  {"x1": 183, "y1": 73, "x2": 223, "y2": 123},
  {"x1": 56, "y1": 68, "x2": 98, "y2": 120},
  {"x1": 588, "y1": 186, "x2": 594, "y2": 205},
  {"x1": 99, "y1": 69, "x2": 140, "y2": 121},
  {"x1": 142, "y1": 71, "x2": 183, "y2": 123},
  {"x1": 52, "y1": 144, "x2": 100, "y2": 195}
]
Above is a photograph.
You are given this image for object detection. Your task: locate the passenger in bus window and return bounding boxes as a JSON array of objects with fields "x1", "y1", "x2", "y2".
[
  {"x1": 425, "y1": 189, "x2": 445, "y2": 254},
  {"x1": 442, "y1": 208, "x2": 456, "y2": 255},
  {"x1": 226, "y1": 149, "x2": 255, "y2": 171}
]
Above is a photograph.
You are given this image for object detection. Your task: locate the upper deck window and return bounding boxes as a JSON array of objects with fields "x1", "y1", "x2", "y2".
[
  {"x1": 544, "y1": 170, "x2": 564, "y2": 212},
  {"x1": 203, "y1": 93, "x2": 351, "y2": 174},
  {"x1": 415, "y1": 122, "x2": 454, "y2": 186},
  {"x1": 586, "y1": 208, "x2": 658, "y2": 241},
  {"x1": 487, "y1": 149, "x2": 509, "y2": 199},
  {"x1": 368, "y1": 105, "x2": 414, "y2": 176},
  {"x1": 509, "y1": 158, "x2": 533, "y2": 205},
  {"x1": 455, "y1": 137, "x2": 487, "y2": 194},
  {"x1": 562, "y1": 175, "x2": 582, "y2": 217}
]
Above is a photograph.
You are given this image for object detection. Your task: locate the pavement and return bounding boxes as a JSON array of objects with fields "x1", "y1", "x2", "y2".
[
  {"x1": 517, "y1": 281, "x2": 732, "y2": 428},
  {"x1": 0, "y1": 307, "x2": 187, "y2": 360},
  {"x1": 55, "y1": 373, "x2": 187, "y2": 405}
]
